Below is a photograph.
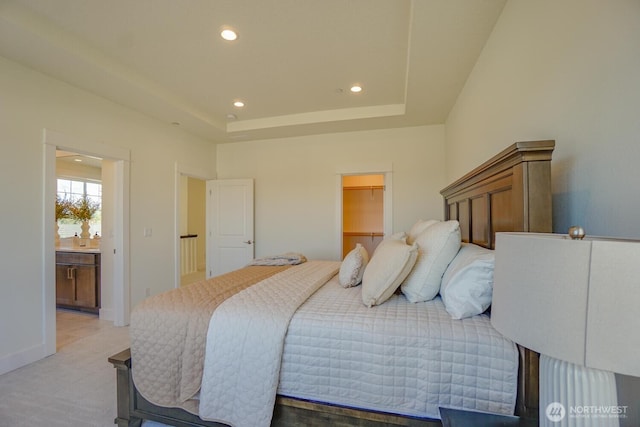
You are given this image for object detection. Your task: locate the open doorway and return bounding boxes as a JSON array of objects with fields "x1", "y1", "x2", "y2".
[
  {"x1": 179, "y1": 175, "x2": 207, "y2": 286},
  {"x1": 44, "y1": 129, "x2": 130, "y2": 357},
  {"x1": 174, "y1": 163, "x2": 212, "y2": 288},
  {"x1": 55, "y1": 150, "x2": 102, "y2": 349},
  {"x1": 342, "y1": 174, "x2": 385, "y2": 258},
  {"x1": 336, "y1": 166, "x2": 393, "y2": 261}
]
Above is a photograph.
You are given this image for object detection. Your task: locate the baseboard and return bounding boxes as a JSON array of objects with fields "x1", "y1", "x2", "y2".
[{"x1": 0, "y1": 343, "x2": 45, "y2": 376}]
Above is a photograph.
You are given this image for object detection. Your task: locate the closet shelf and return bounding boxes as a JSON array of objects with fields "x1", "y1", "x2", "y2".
[{"x1": 343, "y1": 231, "x2": 384, "y2": 237}]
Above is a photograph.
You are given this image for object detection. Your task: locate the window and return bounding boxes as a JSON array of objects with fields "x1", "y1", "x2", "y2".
[{"x1": 57, "y1": 178, "x2": 102, "y2": 238}]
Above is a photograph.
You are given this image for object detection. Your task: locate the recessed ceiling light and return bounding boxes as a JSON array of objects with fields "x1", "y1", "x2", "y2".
[
  {"x1": 350, "y1": 85, "x2": 363, "y2": 93},
  {"x1": 74, "y1": 158, "x2": 82, "y2": 162},
  {"x1": 220, "y1": 28, "x2": 238, "y2": 41},
  {"x1": 226, "y1": 113, "x2": 237, "y2": 120},
  {"x1": 233, "y1": 100, "x2": 245, "y2": 108}
]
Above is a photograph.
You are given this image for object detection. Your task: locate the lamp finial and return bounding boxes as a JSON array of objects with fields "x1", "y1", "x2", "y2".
[{"x1": 568, "y1": 226, "x2": 586, "y2": 240}]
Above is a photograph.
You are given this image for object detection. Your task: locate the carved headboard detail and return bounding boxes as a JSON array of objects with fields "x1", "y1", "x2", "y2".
[{"x1": 440, "y1": 140, "x2": 554, "y2": 249}]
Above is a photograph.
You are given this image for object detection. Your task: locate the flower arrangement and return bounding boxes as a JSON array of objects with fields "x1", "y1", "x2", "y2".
[
  {"x1": 55, "y1": 196, "x2": 72, "y2": 221},
  {"x1": 69, "y1": 195, "x2": 100, "y2": 222}
]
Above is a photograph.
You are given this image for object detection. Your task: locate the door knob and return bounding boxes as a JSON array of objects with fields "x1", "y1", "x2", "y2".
[{"x1": 243, "y1": 240, "x2": 253, "y2": 244}]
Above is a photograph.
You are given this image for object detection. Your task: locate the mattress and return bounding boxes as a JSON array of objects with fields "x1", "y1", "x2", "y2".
[{"x1": 277, "y1": 275, "x2": 519, "y2": 420}]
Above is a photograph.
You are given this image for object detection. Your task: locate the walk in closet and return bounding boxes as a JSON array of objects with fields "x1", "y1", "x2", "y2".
[{"x1": 342, "y1": 174, "x2": 384, "y2": 258}]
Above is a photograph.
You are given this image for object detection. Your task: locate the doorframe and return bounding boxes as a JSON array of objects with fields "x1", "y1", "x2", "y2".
[
  {"x1": 335, "y1": 163, "x2": 393, "y2": 259},
  {"x1": 173, "y1": 162, "x2": 213, "y2": 288},
  {"x1": 43, "y1": 129, "x2": 130, "y2": 356}
]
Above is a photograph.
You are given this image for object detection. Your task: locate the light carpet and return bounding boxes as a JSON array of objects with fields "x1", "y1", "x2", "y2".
[{"x1": 0, "y1": 317, "x2": 133, "y2": 427}]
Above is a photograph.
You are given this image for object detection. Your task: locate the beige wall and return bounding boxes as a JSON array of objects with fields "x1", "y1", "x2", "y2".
[
  {"x1": 446, "y1": 0, "x2": 640, "y2": 238},
  {"x1": 217, "y1": 125, "x2": 446, "y2": 260},
  {"x1": 0, "y1": 55, "x2": 216, "y2": 373},
  {"x1": 445, "y1": 0, "x2": 640, "y2": 418}
]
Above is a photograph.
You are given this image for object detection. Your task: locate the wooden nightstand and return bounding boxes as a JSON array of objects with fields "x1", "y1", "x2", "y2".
[{"x1": 440, "y1": 407, "x2": 537, "y2": 427}]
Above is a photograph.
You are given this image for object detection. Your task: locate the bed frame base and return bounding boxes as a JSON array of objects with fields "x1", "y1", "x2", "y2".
[{"x1": 109, "y1": 348, "x2": 442, "y2": 427}]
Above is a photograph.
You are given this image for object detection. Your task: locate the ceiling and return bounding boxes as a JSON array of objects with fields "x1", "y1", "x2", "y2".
[
  {"x1": 56, "y1": 149, "x2": 102, "y2": 168},
  {"x1": 0, "y1": 0, "x2": 506, "y2": 143}
]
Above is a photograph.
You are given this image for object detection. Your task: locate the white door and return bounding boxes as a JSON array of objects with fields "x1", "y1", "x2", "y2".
[{"x1": 206, "y1": 179, "x2": 254, "y2": 277}]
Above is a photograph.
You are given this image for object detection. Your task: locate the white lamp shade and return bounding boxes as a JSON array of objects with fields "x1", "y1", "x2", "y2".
[
  {"x1": 586, "y1": 240, "x2": 640, "y2": 377},
  {"x1": 492, "y1": 232, "x2": 640, "y2": 378}
]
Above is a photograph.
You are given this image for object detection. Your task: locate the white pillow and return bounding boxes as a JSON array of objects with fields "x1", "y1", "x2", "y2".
[
  {"x1": 361, "y1": 237, "x2": 418, "y2": 307},
  {"x1": 401, "y1": 220, "x2": 461, "y2": 303},
  {"x1": 387, "y1": 231, "x2": 408, "y2": 241},
  {"x1": 406, "y1": 219, "x2": 439, "y2": 245},
  {"x1": 440, "y1": 243, "x2": 495, "y2": 319},
  {"x1": 339, "y1": 243, "x2": 369, "y2": 288},
  {"x1": 369, "y1": 231, "x2": 407, "y2": 258}
]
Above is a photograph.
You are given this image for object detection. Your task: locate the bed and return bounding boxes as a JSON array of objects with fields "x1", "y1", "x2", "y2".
[{"x1": 109, "y1": 140, "x2": 554, "y2": 427}]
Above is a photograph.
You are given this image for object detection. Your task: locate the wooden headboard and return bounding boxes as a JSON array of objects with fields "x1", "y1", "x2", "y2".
[
  {"x1": 441, "y1": 140, "x2": 554, "y2": 249},
  {"x1": 441, "y1": 140, "x2": 555, "y2": 419}
]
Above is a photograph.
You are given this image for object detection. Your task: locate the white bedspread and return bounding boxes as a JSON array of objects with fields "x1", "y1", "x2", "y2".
[
  {"x1": 278, "y1": 275, "x2": 519, "y2": 419},
  {"x1": 198, "y1": 261, "x2": 340, "y2": 427}
]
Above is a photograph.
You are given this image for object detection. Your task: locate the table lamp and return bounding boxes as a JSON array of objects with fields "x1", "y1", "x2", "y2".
[{"x1": 492, "y1": 229, "x2": 639, "y2": 427}]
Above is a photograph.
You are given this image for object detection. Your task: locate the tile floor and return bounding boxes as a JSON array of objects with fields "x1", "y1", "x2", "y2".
[{"x1": 56, "y1": 309, "x2": 104, "y2": 350}]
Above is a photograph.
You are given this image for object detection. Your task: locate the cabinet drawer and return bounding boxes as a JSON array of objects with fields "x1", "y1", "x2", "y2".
[{"x1": 56, "y1": 251, "x2": 97, "y2": 265}]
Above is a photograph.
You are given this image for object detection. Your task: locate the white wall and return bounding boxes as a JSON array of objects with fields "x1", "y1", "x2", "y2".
[
  {"x1": 445, "y1": 0, "x2": 640, "y2": 421},
  {"x1": 216, "y1": 125, "x2": 446, "y2": 260},
  {"x1": 446, "y1": 0, "x2": 640, "y2": 238},
  {"x1": 0, "y1": 55, "x2": 216, "y2": 373}
]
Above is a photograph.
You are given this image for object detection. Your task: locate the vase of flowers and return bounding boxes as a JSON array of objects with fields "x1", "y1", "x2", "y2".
[
  {"x1": 55, "y1": 196, "x2": 72, "y2": 243},
  {"x1": 69, "y1": 196, "x2": 100, "y2": 239}
]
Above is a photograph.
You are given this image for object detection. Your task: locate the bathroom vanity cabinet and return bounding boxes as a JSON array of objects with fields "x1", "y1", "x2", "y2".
[{"x1": 56, "y1": 250, "x2": 101, "y2": 313}]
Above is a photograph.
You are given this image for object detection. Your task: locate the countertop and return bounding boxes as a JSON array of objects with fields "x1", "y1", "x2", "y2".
[{"x1": 56, "y1": 247, "x2": 101, "y2": 254}]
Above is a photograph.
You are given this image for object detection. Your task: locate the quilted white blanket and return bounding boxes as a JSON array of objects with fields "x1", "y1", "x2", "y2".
[
  {"x1": 198, "y1": 261, "x2": 340, "y2": 427},
  {"x1": 278, "y1": 275, "x2": 519, "y2": 419}
]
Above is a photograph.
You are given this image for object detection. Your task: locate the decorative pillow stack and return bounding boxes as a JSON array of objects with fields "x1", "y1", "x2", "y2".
[
  {"x1": 338, "y1": 243, "x2": 369, "y2": 288},
  {"x1": 440, "y1": 243, "x2": 495, "y2": 319},
  {"x1": 361, "y1": 234, "x2": 418, "y2": 307},
  {"x1": 344, "y1": 217, "x2": 495, "y2": 317},
  {"x1": 401, "y1": 220, "x2": 461, "y2": 303}
]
